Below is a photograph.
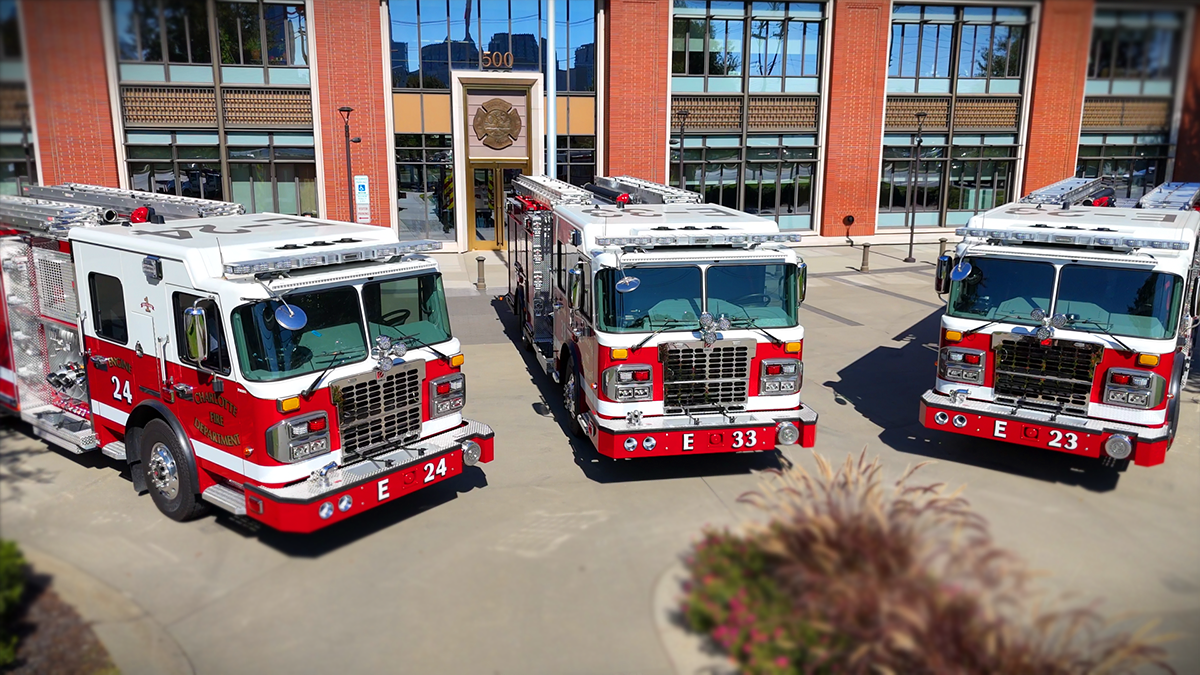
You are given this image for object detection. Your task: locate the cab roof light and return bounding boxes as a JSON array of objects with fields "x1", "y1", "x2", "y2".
[
  {"x1": 594, "y1": 232, "x2": 798, "y2": 249},
  {"x1": 223, "y1": 240, "x2": 443, "y2": 277}
]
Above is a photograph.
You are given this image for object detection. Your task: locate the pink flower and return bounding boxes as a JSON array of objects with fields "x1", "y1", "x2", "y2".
[{"x1": 775, "y1": 656, "x2": 789, "y2": 667}]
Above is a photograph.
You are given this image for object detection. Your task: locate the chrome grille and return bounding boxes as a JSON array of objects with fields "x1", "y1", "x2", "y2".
[
  {"x1": 991, "y1": 334, "x2": 1102, "y2": 412},
  {"x1": 331, "y1": 361, "x2": 425, "y2": 461},
  {"x1": 660, "y1": 339, "x2": 753, "y2": 413}
]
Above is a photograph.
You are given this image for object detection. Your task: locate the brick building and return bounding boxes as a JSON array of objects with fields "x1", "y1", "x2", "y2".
[{"x1": 6, "y1": 0, "x2": 1199, "y2": 251}]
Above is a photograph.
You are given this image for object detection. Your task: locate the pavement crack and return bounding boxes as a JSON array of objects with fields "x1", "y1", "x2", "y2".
[{"x1": 700, "y1": 477, "x2": 736, "y2": 519}]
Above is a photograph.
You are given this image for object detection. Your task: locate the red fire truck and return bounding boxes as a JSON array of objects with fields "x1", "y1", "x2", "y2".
[
  {"x1": 923, "y1": 177, "x2": 1200, "y2": 469},
  {"x1": 0, "y1": 183, "x2": 493, "y2": 532},
  {"x1": 506, "y1": 174, "x2": 817, "y2": 459}
]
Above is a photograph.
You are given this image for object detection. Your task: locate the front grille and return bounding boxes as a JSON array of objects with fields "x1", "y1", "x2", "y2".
[
  {"x1": 991, "y1": 334, "x2": 1103, "y2": 412},
  {"x1": 660, "y1": 340, "x2": 753, "y2": 413},
  {"x1": 331, "y1": 361, "x2": 425, "y2": 461}
]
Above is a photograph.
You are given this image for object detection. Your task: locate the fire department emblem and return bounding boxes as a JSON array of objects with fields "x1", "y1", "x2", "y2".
[{"x1": 472, "y1": 98, "x2": 522, "y2": 150}]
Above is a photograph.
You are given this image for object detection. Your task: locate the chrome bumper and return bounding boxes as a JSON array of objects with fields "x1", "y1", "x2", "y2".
[
  {"x1": 921, "y1": 390, "x2": 1169, "y2": 442},
  {"x1": 590, "y1": 405, "x2": 818, "y2": 435}
]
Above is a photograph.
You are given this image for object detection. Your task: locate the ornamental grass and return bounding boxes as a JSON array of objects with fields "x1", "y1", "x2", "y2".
[{"x1": 681, "y1": 452, "x2": 1176, "y2": 675}]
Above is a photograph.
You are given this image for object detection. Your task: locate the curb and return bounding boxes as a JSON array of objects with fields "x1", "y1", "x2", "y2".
[
  {"x1": 652, "y1": 561, "x2": 737, "y2": 675},
  {"x1": 21, "y1": 545, "x2": 193, "y2": 675}
]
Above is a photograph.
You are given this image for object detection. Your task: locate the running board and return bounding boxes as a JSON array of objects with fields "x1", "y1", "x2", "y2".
[
  {"x1": 202, "y1": 484, "x2": 247, "y2": 516},
  {"x1": 101, "y1": 441, "x2": 126, "y2": 461}
]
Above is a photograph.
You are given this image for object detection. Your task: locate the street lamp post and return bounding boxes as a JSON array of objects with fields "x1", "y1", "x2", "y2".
[
  {"x1": 676, "y1": 109, "x2": 690, "y2": 190},
  {"x1": 338, "y1": 106, "x2": 361, "y2": 220},
  {"x1": 903, "y1": 110, "x2": 927, "y2": 264}
]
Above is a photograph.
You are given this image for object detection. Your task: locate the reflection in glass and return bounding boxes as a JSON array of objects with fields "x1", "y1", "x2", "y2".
[
  {"x1": 232, "y1": 287, "x2": 367, "y2": 382},
  {"x1": 948, "y1": 258, "x2": 1054, "y2": 323}
]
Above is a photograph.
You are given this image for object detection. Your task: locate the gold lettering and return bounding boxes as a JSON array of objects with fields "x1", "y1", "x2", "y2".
[
  {"x1": 193, "y1": 418, "x2": 240, "y2": 447},
  {"x1": 209, "y1": 411, "x2": 224, "y2": 426},
  {"x1": 106, "y1": 357, "x2": 132, "y2": 373},
  {"x1": 193, "y1": 391, "x2": 238, "y2": 417}
]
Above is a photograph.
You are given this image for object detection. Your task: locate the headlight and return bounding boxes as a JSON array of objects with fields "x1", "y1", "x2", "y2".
[
  {"x1": 939, "y1": 347, "x2": 985, "y2": 384},
  {"x1": 1103, "y1": 368, "x2": 1164, "y2": 410},
  {"x1": 760, "y1": 359, "x2": 801, "y2": 396},
  {"x1": 265, "y1": 412, "x2": 332, "y2": 463},
  {"x1": 602, "y1": 364, "x2": 653, "y2": 402},
  {"x1": 430, "y1": 373, "x2": 467, "y2": 418}
]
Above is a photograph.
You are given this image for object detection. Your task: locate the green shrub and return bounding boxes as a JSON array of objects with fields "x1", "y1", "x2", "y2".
[
  {"x1": 0, "y1": 539, "x2": 26, "y2": 668},
  {"x1": 681, "y1": 452, "x2": 1176, "y2": 675}
]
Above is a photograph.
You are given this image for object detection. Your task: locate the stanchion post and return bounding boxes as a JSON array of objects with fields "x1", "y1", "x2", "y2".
[
  {"x1": 475, "y1": 256, "x2": 487, "y2": 291},
  {"x1": 938, "y1": 237, "x2": 948, "y2": 258},
  {"x1": 861, "y1": 243, "x2": 871, "y2": 273}
]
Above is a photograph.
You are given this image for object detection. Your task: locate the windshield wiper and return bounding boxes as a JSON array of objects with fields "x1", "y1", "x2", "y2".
[
  {"x1": 633, "y1": 319, "x2": 696, "y2": 352},
  {"x1": 393, "y1": 332, "x2": 452, "y2": 363},
  {"x1": 727, "y1": 317, "x2": 783, "y2": 346},
  {"x1": 961, "y1": 313, "x2": 1030, "y2": 337},
  {"x1": 302, "y1": 350, "x2": 353, "y2": 399},
  {"x1": 1066, "y1": 317, "x2": 1133, "y2": 352}
]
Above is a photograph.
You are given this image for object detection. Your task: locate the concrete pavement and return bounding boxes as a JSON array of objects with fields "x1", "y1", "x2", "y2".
[{"x1": 1, "y1": 241, "x2": 1197, "y2": 674}]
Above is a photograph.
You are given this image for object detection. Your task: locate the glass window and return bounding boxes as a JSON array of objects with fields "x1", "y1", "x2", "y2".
[
  {"x1": 0, "y1": 0, "x2": 21, "y2": 59},
  {"x1": 164, "y1": 0, "x2": 211, "y2": 64},
  {"x1": 127, "y1": 138, "x2": 226, "y2": 202},
  {"x1": 1074, "y1": 134, "x2": 1168, "y2": 200},
  {"x1": 707, "y1": 264, "x2": 798, "y2": 328},
  {"x1": 90, "y1": 273, "x2": 129, "y2": 344},
  {"x1": 1056, "y1": 265, "x2": 1182, "y2": 340},
  {"x1": 396, "y1": 134, "x2": 456, "y2": 241},
  {"x1": 363, "y1": 273, "x2": 453, "y2": 346},
  {"x1": 1087, "y1": 9, "x2": 1182, "y2": 95},
  {"x1": 596, "y1": 266, "x2": 703, "y2": 333},
  {"x1": 217, "y1": 1, "x2": 262, "y2": 65},
  {"x1": 418, "y1": 0, "x2": 449, "y2": 88},
  {"x1": 947, "y1": 257, "x2": 1054, "y2": 323},
  {"x1": 263, "y1": 4, "x2": 307, "y2": 66},
  {"x1": 173, "y1": 292, "x2": 230, "y2": 373},
  {"x1": 231, "y1": 287, "x2": 368, "y2": 382}
]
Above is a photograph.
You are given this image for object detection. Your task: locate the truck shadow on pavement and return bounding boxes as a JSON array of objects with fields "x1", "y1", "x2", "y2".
[
  {"x1": 487, "y1": 297, "x2": 788, "y2": 483},
  {"x1": 825, "y1": 309, "x2": 1123, "y2": 493}
]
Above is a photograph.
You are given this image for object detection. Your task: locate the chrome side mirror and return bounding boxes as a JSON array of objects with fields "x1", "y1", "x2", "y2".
[
  {"x1": 183, "y1": 302, "x2": 208, "y2": 366},
  {"x1": 796, "y1": 261, "x2": 807, "y2": 304},
  {"x1": 935, "y1": 255, "x2": 953, "y2": 294}
]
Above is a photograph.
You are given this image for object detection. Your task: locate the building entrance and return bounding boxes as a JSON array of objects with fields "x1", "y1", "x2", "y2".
[{"x1": 468, "y1": 164, "x2": 526, "y2": 250}]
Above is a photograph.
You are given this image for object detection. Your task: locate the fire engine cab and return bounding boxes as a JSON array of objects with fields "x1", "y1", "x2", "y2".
[
  {"x1": 923, "y1": 177, "x2": 1200, "y2": 469},
  {"x1": 506, "y1": 174, "x2": 817, "y2": 459},
  {"x1": 0, "y1": 183, "x2": 493, "y2": 533}
]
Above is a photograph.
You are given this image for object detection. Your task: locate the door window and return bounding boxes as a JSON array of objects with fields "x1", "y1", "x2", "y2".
[
  {"x1": 89, "y1": 273, "x2": 128, "y2": 344},
  {"x1": 173, "y1": 292, "x2": 231, "y2": 374}
]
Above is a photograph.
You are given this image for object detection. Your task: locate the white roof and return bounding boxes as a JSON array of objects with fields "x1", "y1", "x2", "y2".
[
  {"x1": 69, "y1": 212, "x2": 435, "y2": 283},
  {"x1": 970, "y1": 203, "x2": 1200, "y2": 240},
  {"x1": 554, "y1": 203, "x2": 783, "y2": 250}
]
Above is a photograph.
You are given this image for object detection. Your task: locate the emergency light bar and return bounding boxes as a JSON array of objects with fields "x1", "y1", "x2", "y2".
[
  {"x1": 1019, "y1": 177, "x2": 1107, "y2": 205},
  {"x1": 1137, "y1": 182, "x2": 1200, "y2": 210},
  {"x1": 222, "y1": 239, "x2": 443, "y2": 277},
  {"x1": 0, "y1": 195, "x2": 109, "y2": 234},
  {"x1": 955, "y1": 226, "x2": 1190, "y2": 251},
  {"x1": 513, "y1": 175, "x2": 593, "y2": 207},
  {"x1": 25, "y1": 183, "x2": 245, "y2": 219},
  {"x1": 594, "y1": 176, "x2": 703, "y2": 204},
  {"x1": 595, "y1": 233, "x2": 803, "y2": 248}
]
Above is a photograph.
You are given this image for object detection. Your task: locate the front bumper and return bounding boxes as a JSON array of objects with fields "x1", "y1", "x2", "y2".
[
  {"x1": 245, "y1": 419, "x2": 494, "y2": 533},
  {"x1": 583, "y1": 406, "x2": 818, "y2": 458},
  {"x1": 919, "y1": 390, "x2": 1169, "y2": 467}
]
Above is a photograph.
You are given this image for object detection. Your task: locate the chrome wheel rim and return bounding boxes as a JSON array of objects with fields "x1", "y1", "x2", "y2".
[{"x1": 147, "y1": 443, "x2": 180, "y2": 500}]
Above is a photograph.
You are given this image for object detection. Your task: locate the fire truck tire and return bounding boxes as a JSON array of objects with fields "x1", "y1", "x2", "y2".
[
  {"x1": 562, "y1": 355, "x2": 585, "y2": 437},
  {"x1": 140, "y1": 419, "x2": 209, "y2": 522}
]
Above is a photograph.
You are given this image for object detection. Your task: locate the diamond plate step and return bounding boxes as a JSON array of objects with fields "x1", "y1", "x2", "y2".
[
  {"x1": 202, "y1": 484, "x2": 247, "y2": 516},
  {"x1": 101, "y1": 441, "x2": 126, "y2": 461}
]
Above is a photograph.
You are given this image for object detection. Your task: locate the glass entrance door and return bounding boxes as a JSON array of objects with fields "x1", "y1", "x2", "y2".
[{"x1": 468, "y1": 165, "x2": 524, "y2": 250}]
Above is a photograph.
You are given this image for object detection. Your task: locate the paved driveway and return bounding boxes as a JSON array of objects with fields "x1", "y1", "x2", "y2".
[{"x1": 2, "y1": 242, "x2": 1197, "y2": 674}]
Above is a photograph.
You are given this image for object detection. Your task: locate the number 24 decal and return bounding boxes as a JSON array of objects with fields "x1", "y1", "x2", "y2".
[
  {"x1": 731, "y1": 430, "x2": 757, "y2": 449},
  {"x1": 423, "y1": 457, "x2": 448, "y2": 483},
  {"x1": 1048, "y1": 430, "x2": 1078, "y2": 450},
  {"x1": 111, "y1": 376, "x2": 132, "y2": 404}
]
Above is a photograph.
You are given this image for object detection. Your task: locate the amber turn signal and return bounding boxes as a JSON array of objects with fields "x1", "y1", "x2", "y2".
[
  {"x1": 784, "y1": 342, "x2": 802, "y2": 354},
  {"x1": 944, "y1": 330, "x2": 963, "y2": 343},
  {"x1": 1137, "y1": 353, "x2": 1160, "y2": 367},
  {"x1": 450, "y1": 354, "x2": 465, "y2": 367},
  {"x1": 610, "y1": 348, "x2": 629, "y2": 360},
  {"x1": 278, "y1": 396, "x2": 300, "y2": 413}
]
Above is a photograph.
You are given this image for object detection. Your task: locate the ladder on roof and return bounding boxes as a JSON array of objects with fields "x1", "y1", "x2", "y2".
[
  {"x1": 513, "y1": 174, "x2": 594, "y2": 207},
  {"x1": 1019, "y1": 177, "x2": 1108, "y2": 205},
  {"x1": 0, "y1": 195, "x2": 109, "y2": 236},
  {"x1": 593, "y1": 176, "x2": 703, "y2": 204},
  {"x1": 1136, "y1": 182, "x2": 1200, "y2": 210},
  {"x1": 24, "y1": 183, "x2": 244, "y2": 219}
]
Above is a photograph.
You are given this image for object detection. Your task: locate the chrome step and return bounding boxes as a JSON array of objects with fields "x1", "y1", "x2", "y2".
[
  {"x1": 100, "y1": 441, "x2": 126, "y2": 461},
  {"x1": 202, "y1": 484, "x2": 247, "y2": 516}
]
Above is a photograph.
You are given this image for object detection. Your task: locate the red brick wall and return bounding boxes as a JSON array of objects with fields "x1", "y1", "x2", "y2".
[
  {"x1": 820, "y1": 0, "x2": 890, "y2": 237},
  {"x1": 24, "y1": 0, "x2": 120, "y2": 186},
  {"x1": 311, "y1": 0, "x2": 390, "y2": 225},
  {"x1": 604, "y1": 0, "x2": 670, "y2": 182},
  {"x1": 1173, "y1": 10, "x2": 1200, "y2": 181},
  {"x1": 1022, "y1": 0, "x2": 1093, "y2": 195}
]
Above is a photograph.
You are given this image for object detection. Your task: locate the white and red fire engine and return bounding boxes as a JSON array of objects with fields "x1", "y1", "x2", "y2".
[
  {"x1": 923, "y1": 177, "x2": 1200, "y2": 469},
  {"x1": 506, "y1": 174, "x2": 817, "y2": 459},
  {"x1": 0, "y1": 183, "x2": 493, "y2": 532}
]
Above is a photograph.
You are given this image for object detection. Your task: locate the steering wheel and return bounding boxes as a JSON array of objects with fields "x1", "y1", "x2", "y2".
[
  {"x1": 287, "y1": 345, "x2": 314, "y2": 369},
  {"x1": 378, "y1": 308, "x2": 411, "y2": 326},
  {"x1": 730, "y1": 293, "x2": 771, "y2": 306}
]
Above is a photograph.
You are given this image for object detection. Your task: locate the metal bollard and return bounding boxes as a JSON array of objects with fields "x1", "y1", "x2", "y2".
[
  {"x1": 474, "y1": 256, "x2": 487, "y2": 291},
  {"x1": 860, "y1": 243, "x2": 871, "y2": 273},
  {"x1": 938, "y1": 237, "x2": 949, "y2": 258}
]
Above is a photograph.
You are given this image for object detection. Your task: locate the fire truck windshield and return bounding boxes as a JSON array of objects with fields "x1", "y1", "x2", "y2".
[
  {"x1": 231, "y1": 287, "x2": 368, "y2": 382},
  {"x1": 1056, "y1": 265, "x2": 1182, "y2": 340},
  {"x1": 597, "y1": 263, "x2": 799, "y2": 333},
  {"x1": 946, "y1": 257, "x2": 1053, "y2": 325},
  {"x1": 363, "y1": 272, "x2": 453, "y2": 346}
]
